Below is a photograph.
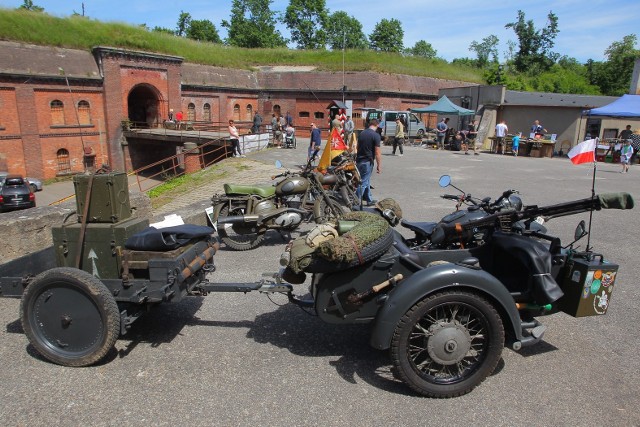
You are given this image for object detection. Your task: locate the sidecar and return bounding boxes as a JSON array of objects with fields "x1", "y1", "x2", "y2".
[{"x1": 280, "y1": 211, "x2": 620, "y2": 398}]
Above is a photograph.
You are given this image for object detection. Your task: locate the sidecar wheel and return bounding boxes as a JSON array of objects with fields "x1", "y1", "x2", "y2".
[
  {"x1": 313, "y1": 195, "x2": 350, "y2": 224},
  {"x1": 391, "y1": 291, "x2": 504, "y2": 398},
  {"x1": 20, "y1": 268, "x2": 120, "y2": 367},
  {"x1": 217, "y1": 205, "x2": 265, "y2": 251}
]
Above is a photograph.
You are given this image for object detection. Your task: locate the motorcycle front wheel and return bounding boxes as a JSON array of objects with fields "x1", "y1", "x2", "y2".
[
  {"x1": 391, "y1": 291, "x2": 504, "y2": 398},
  {"x1": 313, "y1": 195, "x2": 350, "y2": 224},
  {"x1": 217, "y1": 205, "x2": 265, "y2": 250}
]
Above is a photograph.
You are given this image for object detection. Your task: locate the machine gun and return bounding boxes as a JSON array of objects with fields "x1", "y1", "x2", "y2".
[{"x1": 430, "y1": 192, "x2": 635, "y2": 248}]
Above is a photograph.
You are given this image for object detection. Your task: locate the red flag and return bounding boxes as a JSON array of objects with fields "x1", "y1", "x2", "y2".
[{"x1": 568, "y1": 139, "x2": 596, "y2": 165}]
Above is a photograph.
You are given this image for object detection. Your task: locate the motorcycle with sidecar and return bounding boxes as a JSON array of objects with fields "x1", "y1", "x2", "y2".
[{"x1": 0, "y1": 172, "x2": 633, "y2": 398}]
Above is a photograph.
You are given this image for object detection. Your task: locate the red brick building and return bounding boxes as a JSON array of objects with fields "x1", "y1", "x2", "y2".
[{"x1": 0, "y1": 41, "x2": 473, "y2": 179}]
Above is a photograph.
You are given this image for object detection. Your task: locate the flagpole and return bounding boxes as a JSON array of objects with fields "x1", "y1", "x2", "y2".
[{"x1": 585, "y1": 160, "x2": 596, "y2": 253}]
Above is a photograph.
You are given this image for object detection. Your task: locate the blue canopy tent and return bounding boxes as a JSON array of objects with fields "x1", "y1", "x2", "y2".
[
  {"x1": 411, "y1": 95, "x2": 475, "y2": 116},
  {"x1": 584, "y1": 94, "x2": 640, "y2": 117}
]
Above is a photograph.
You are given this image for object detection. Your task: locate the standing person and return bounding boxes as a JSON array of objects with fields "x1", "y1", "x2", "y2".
[
  {"x1": 466, "y1": 120, "x2": 479, "y2": 155},
  {"x1": 620, "y1": 139, "x2": 633, "y2": 173},
  {"x1": 168, "y1": 109, "x2": 174, "y2": 122},
  {"x1": 436, "y1": 118, "x2": 449, "y2": 150},
  {"x1": 252, "y1": 111, "x2": 263, "y2": 134},
  {"x1": 343, "y1": 116, "x2": 355, "y2": 147},
  {"x1": 630, "y1": 128, "x2": 640, "y2": 165},
  {"x1": 495, "y1": 119, "x2": 508, "y2": 154},
  {"x1": 270, "y1": 113, "x2": 278, "y2": 143},
  {"x1": 308, "y1": 123, "x2": 322, "y2": 162},
  {"x1": 175, "y1": 110, "x2": 183, "y2": 128},
  {"x1": 285, "y1": 111, "x2": 293, "y2": 127},
  {"x1": 531, "y1": 120, "x2": 547, "y2": 138},
  {"x1": 228, "y1": 120, "x2": 245, "y2": 157},
  {"x1": 331, "y1": 114, "x2": 341, "y2": 133},
  {"x1": 277, "y1": 115, "x2": 286, "y2": 147},
  {"x1": 512, "y1": 132, "x2": 521, "y2": 157},
  {"x1": 619, "y1": 124, "x2": 633, "y2": 141},
  {"x1": 356, "y1": 118, "x2": 382, "y2": 206},
  {"x1": 392, "y1": 118, "x2": 404, "y2": 156}
]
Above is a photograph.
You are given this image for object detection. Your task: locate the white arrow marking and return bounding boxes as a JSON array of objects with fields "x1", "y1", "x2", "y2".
[{"x1": 88, "y1": 249, "x2": 100, "y2": 278}]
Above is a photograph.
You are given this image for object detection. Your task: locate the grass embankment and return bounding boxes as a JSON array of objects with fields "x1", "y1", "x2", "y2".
[
  {"x1": 0, "y1": 8, "x2": 483, "y2": 83},
  {"x1": 147, "y1": 161, "x2": 250, "y2": 210}
]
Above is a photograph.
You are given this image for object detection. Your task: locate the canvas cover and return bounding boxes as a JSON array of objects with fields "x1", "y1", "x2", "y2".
[
  {"x1": 410, "y1": 95, "x2": 475, "y2": 116},
  {"x1": 585, "y1": 94, "x2": 640, "y2": 118}
]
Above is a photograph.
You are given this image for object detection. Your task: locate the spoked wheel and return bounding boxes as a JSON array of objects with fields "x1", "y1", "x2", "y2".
[
  {"x1": 391, "y1": 291, "x2": 504, "y2": 398},
  {"x1": 20, "y1": 267, "x2": 120, "y2": 367},
  {"x1": 313, "y1": 195, "x2": 350, "y2": 224},
  {"x1": 217, "y1": 205, "x2": 265, "y2": 250}
]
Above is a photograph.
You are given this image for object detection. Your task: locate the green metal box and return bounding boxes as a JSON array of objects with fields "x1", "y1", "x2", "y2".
[
  {"x1": 73, "y1": 172, "x2": 132, "y2": 223},
  {"x1": 52, "y1": 217, "x2": 149, "y2": 279},
  {"x1": 559, "y1": 256, "x2": 618, "y2": 317}
]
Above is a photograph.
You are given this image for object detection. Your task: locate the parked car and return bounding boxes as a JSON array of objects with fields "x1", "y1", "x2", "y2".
[
  {"x1": 0, "y1": 175, "x2": 36, "y2": 212},
  {"x1": 364, "y1": 110, "x2": 427, "y2": 142},
  {"x1": 0, "y1": 172, "x2": 42, "y2": 192}
]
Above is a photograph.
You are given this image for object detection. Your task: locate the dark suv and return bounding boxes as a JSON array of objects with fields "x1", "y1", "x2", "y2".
[{"x1": 0, "y1": 175, "x2": 36, "y2": 212}]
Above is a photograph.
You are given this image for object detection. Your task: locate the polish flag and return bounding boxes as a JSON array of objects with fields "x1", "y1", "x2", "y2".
[{"x1": 568, "y1": 139, "x2": 596, "y2": 165}]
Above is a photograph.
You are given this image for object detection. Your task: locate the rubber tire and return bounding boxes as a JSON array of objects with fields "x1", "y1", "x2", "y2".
[
  {"x1": 391, "y1": 291, "x2": 504, "y2": 398},
  {"x1": 30, "y1": 183, "x2": 38, "y2": 193},
  {"x1": 313, "y1": 195, "x2": 350, "y2": 224},
  {"x1": 217, "y1": 204, "x2": 265, "y2": 251},
  {"x1": 416, "y1": 129, "x2": 425, "y2": 138},
  {"x1": 303, "y1": 227, "x2": 394, "y2": 273},
  {"x1": 20, "y1": 267, "x2": 120, "y2": 367}
]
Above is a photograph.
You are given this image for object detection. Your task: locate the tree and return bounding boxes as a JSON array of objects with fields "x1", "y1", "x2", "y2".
[
  {"x1": 284, "y1": 0, "x2": 328, "y2": 49},
  {"x1": 152, "y1": 26, "x2": 176, "y2": 35},
  {"x1": 469, "y1": 35, "x2": 499, "y2": 68},
  {"x1": 222, "y1": 0, "x2": 286, "y2": 48},
  {"x1": 176, "y1": 11, "x2": 191, "y2": 37},
  {"x1": 406, "y1": 40, "x2": 437, "y2": 59},
  {"x1": 18, "y1": 0, "x2": 43, "y2": 12},
  {"x1": 325, "y1": 11, "x2": 368, "y2": 50},
  {"x1": 589, "y1": 35, "x2": 640, "y2": 96},
  {"x1": 186, "y1": 19, "x2": 222, "y2": 43},
  {"x1": 505, "y1": 10, "x2": 559, "y2": 73},
  {"x1": 369, "y1": 19, "x2": 403, "y2": 53}
]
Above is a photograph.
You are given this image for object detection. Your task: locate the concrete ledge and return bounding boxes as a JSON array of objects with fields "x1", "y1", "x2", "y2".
[{"x1": 0, "y1": 192, "x2": 152, "y2": 265}]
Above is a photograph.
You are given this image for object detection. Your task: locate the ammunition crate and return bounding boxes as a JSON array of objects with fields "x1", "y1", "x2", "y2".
[
  {"x1": 73, "y1": 172, "x2": 132, "y2": 223},
  {"x1": 52, "y1": 217, "x2": 149, "y2": 279},
  {"x1": 559, "y1": 255, "x2": 618, "y2": 317}
]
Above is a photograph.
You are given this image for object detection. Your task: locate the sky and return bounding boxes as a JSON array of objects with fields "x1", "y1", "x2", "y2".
[{"x1": 1, "y1": 0, "x2": 638, "y2": 63}]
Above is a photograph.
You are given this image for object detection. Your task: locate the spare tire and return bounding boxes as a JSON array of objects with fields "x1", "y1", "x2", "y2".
[{"x1": 289, "y1": 211, "x2": 393, "y2": 274}]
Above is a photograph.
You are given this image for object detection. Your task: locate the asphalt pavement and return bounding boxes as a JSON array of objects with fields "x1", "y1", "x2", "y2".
[{"x1": 1, "y1": 142, "x2": 639, "y2": 426}]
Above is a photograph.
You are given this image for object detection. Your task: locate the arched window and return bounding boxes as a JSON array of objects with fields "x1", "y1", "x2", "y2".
[
  {"x1": 78, "y1": 100, "x2": 91, "y2": 125},
  {"x1": 187, "y1": 103, "x2": 196, "y2": 121},
  {"x1": 233, "y1": 104, "x2": 241, "y2": 121},
  {"x1": 273, "y1": 105, "x2": 281, "y2": 116},
  {"x1": 203, "y1": 103, "x2": 211, "y2": 122},
  {"x1": 246, "y1": 104, "x2": 253, "y2": 121},
  {"x1": 51, "y1": 100, "x2": 64, "y2": 125},
  {"x1": 56, "y1": 148, "x2": 71, "y2": 173}
]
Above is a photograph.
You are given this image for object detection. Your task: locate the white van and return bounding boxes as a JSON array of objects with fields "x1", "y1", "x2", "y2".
[{"x1": 365, "y1": 110, "x2": 427, "y2": 142}]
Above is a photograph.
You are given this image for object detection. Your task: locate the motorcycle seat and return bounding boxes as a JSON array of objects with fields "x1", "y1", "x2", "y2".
[
  {"x1": 400, "y1": 220, "x2": 438, "y2": 237},
  {"x1": 224, "y1": 183, "x2": 276, "y2": 198}
]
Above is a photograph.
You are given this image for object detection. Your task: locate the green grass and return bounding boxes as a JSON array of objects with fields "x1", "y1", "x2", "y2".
[{"x1": 0, "y1": 8, "x2": 483, "y2": 83}]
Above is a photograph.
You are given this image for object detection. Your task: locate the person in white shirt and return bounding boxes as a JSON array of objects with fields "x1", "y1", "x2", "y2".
[
  {"x1": 228, "y1": 120, "x2": 245, "y2": 157},
  {"x1": 495, "y1": 120, "x2": 509, "y2": 154}
]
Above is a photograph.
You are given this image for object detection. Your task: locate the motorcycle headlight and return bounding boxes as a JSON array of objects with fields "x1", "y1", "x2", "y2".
[{"x1": 502, "y1": 194, "x2": 523, "y2": 211}]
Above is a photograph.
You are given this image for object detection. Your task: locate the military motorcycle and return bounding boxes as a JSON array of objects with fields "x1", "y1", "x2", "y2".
[
  {"x1": 397, "y1": 175, "x2": 547, "y2": 250},
  {"x1": 264, "y1": 180, "x2": 634, "y2": 398},
  {"x1": 211, "y1": 152, "x2": 349, "y2": 250}
]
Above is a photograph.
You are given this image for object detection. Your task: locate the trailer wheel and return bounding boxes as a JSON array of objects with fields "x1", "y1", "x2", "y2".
[
  {"x1": 391, "y1": 291, "x2": 504, "y2": 398},
  {"x1": 20, "y1": 267, "x2": 120, "y2": 367}
]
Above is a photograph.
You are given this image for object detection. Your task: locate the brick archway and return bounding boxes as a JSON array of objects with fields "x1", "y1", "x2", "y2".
[{"x1": 127, "y1": 84, "x2": 164, "y2": 128}]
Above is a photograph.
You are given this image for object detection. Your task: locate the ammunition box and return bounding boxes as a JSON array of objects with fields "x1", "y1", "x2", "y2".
[
  {"x1": 52, "y1": 217, "x2": 149, "y2": 280},
  {"x1": 73, "y1": 172, "x2": 132, "y2": 223},
  {"x1": 559, "y1": 255, "x2": 618, "y2": 317}
]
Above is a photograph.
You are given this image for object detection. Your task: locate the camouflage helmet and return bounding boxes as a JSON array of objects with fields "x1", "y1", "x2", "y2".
[{"x1": 374, "y1": 198, "x2": 402, "y2": 226}]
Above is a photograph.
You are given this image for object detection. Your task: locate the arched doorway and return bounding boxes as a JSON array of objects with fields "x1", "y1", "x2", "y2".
[{"x1": 127, "y1": 84, "x2": 163, "y2": 128}]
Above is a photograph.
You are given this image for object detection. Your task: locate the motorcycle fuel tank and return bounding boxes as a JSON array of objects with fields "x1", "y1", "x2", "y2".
[{"x1": 276, "y1": 177, "x2": 309, "y2": 196}]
